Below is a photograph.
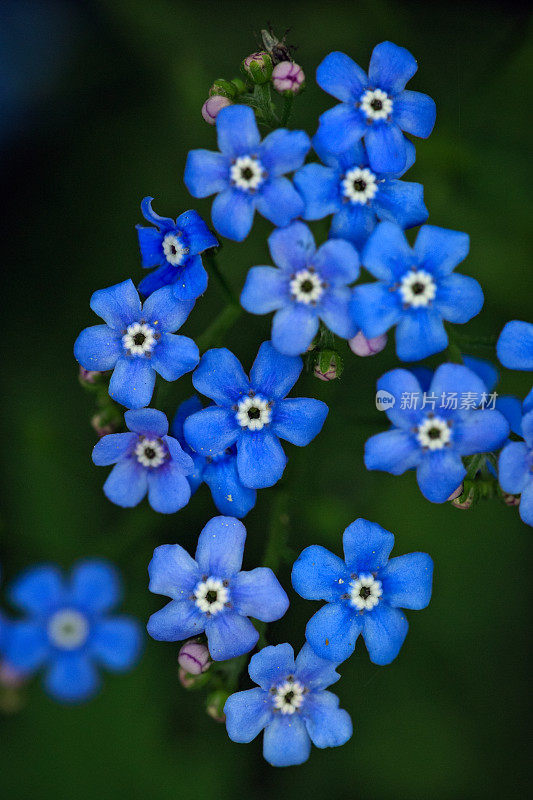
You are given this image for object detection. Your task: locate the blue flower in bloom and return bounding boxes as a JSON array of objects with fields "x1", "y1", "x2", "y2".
[
  {"x1": 93, "y1": 408, "x2": 194, "y2": 513},
  {"x1": 292, "y1": 518, "x2": 433, "y2": 664},
  {"x1": 224, "y1": 642, "x2": 352, "y2": 767},
  {"x1": 315, "y1": 42, "x2": 436, "y2": 173},
  {"x1": 74, "y1": 280, "x2": 199, "y2": 409},
  {"x1": 497, "y1": 321, "x2": 533, "y2": 372},
  {"x1": 184, "y1": 105, "x2": 310, "y2": 241},
  {"x1": 136, "y1": 197, "x2": 218, "y2": 300},
  {"x1": 365, "y1": 364, "x2": 510, "y2": 502},
  {"x1": 351, "y1": 222, "x2": 484, "y2": 361},
  {"x1": 4, "y1": 561, "x2": 142, "y2": 703},
  {"x1": 147, "y1": 517, "x2": 289, "y2": 660},
  {"x1": 294, "y1": 138, "x2": 427, "y2": 250},
  {"x1": 172, "y1": 397, "x2": 256, "y2": 518},
  {"x1": 499, "y1": 408, "x2": 533, "y2": 527},
  {"x1": 240, "y1": 222, "x2": 359, "y2": 356},
  {"x1": 183, "y1": 342, "x2": 329, "y2": 489}
]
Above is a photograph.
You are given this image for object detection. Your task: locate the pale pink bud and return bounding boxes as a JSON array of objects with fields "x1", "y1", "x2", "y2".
[
  {"x1": 178, "y1": 667, "x2": 196, "y2": 689},
  {"x1": 446, "y1": 484, "x2": 464, "y2": 502},
  {"x1": 178, "y1": 640, "x2": 211, "y2": 676},
  {"x1": 272, "y1": 61, "x2": 305, "y2": 95},
  {"x1": 0, "y1": 661, "x2": 27, "y2": 689},
  {"x1": 201, "y1": 95, "x2": 232, "y2": 125},
  {"x1": 349, "y1": 331, "x2": 388, "y2": 357},
  {"x1": 502, "y1": 492, "x2": 520, "y2": 507}
]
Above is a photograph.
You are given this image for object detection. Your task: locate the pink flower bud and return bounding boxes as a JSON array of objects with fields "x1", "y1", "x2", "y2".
[
  {"x1": 272, "y1": 61, "x2": 305, "y2": 95},
  {"x1": 206, "y1": 690, "x2": 228, "y2": 723},
  {"x1": 446, "y1": 484, "x2": 464, "y2": 502},
  {"x1": 201, "y1": 95, "x2": 232, "y2": 125},
  {"x1": 0, "y1": 661, "x2": 27, "y2": 689},
  {"x1": 242, "y1": 51, "x2": 273, "y2": 83},
  {"x1": 178, "y1": 640, "x2": 211, "y2": 676},
  {"x1": 349, "y1": 331, "x2": 388, "y2": 357},
  {"x1": 313, "y1": 350, "x2": 343, "y2": 382},
  {"x1": 91, "y1": 414, "x2": 117, "y2": 438},
  {"x1": 178, "y1": 667, "x2": 196, "y2": 689},
  {"x1": 452, "y1": 490, "x2": 474, "y2": 510},
  {"x1": 79, "y1": 366, "x2": 101, "y2": 384},
  {"x1": 502, "y1": 492, "x2": 520, "y2": 507}
]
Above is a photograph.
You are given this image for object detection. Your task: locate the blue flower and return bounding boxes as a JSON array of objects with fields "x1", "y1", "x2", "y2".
[
  {"x1": 351, "y1": 222, "x2": 484, "y2": 361},
  {"x1": 136, "y1": 197, "x2": 218, "y2": 300},
  {"x1": 240, "y1": 222, "x2": 359, "y2": 356},
  {"x1": 93, "y1": 408, "x2": 194, "y2": 513},
  {"x1": 224, "y1": 642, "x2": 352, "y2": 767},
  {"x1": 499, "y1": 408, "x2": 533, "y2": 527},
  {"x1": 183, "y1": 342, "x2": 329, "y2": 489},
  {"x1": 292, "y1": 518, "x2": 433, "y2": 665},
  {"x1": 315, "y1": 42, "x2": 436, "y2": 173},
  {"x1": 3, "y1": 560, "x2": 142, "y2": 703},
  {"x1": 147, "y1": 516, "x2": 289, "y2": 661},
  {"x1": 365, "y1": 364, "x2": 510, "y2": 502},
  {"x1": 294, "y1": 139, "x2": 427, "y2": 250},
  {"x1": 497, "y1": 320, "x2": 533, "y2": 371},
  {"x1": 74, "y1": 280, "x2": 199, "y2": 409},
  {"x1": 172, "y1": 397, "x2": 257, "y2": 518},
  {"x1": 184, "y1": 105, "x2": 310, "y2": 241}
]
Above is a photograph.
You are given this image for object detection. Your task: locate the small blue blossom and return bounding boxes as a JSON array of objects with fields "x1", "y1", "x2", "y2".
[
  {"x1": 365, "y1": 364, "x2": 510, "y2": 502},
  {"x1": 172, "y1": 397, "x2": 256, "y2": 518},
  {"x1": 351, "y1": 222, "x2": 484, "y2": 361},
  {"x1": 183, "y1": 341, "x2": 329, "y2": 489},
  {"x1": 93, "y1": 408, "x2": 194, "y2": 513},
  {"x1": 147, "y1": 516, "x2": 289, "y2": 660},
  {"x1": 240, "y1": 222, "x2": 359, "y2": 356},
  {"x1": 315, "y1": 42, "x2": 436, "y2": 173},
  {"x1": 294, "y1": 139, "x2": 427, "y2": 250},
  {"x1": 136, "y1": 197, "x2": 218, "y2": 300},
  {"x1": 497, "y1": 320, "x2": 533, "y2": 372},
  {"x1": 74, "y1": 280, "x2": 199, "y2": 409},
  {"x1": 4, "y1": 560, "x2": 142, "y2": 703},
  {"x1": 184, "y1": 105, "x2": 310, "y2": 241},
  {"x1": 292, "y1": 518, "x2": 433, "y2": 664},
  {"x1": 499, "y1": 408, "x2": 533, "y2": 527},
  {"x1": 224, "y1": 642, "x2": 352, "y2": 767}
]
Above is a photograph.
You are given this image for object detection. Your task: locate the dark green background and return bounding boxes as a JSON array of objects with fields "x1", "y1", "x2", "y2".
[{"x1": 1, "y1": 1, "x2": 531, "y2": 797}]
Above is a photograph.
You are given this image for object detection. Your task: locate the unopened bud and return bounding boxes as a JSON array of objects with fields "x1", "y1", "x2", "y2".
[
  {"x1": 202, "y1": 95, "x2": 233, "y2": 125},
  {"x1": 0, "y1": 661, "x2": 27, "y2": 689},
  {"x1": 206, "y1": 689, "x2": 228, "y2": 723},
  {"x1": 78, "y1": 366, "x2": 103, "y2": 387},
  {"x1": 178, "y1": 666, "x2": 211, "y2": 690},
  {"x1": 209, "y1": 79, "x2": 238, "y2": 100},
  {"x1": 91, "y1": 413, "x2": 119, "y2": 438},
  {"x1": 272, "y1": 61, "x2": 305, "y2": 95},
  {"x1": 178, "y1": 640, "x2": 211, "y2": 676},
  {"x1": 452, "y1": 485, "x2": 475, "y2": 510},
  {"x1": 349, "y1": 331, "x2": 388, "y2": 357},
  {"x1": 502, "y1": 492, "x2": 520, "y2": 507},
  {"x1": 314, "y1": 350, "x2": 343, "y2": 382},
  {"x1": 446, "y1": 484, "x2": 464, "y2": 502},
  {"x1": 241, "y1": 51, "x2": 273, "y2": 84}
]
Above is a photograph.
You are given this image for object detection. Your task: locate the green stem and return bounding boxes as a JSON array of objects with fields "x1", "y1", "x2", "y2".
[
  {"x1": 197, "y1": 304, "x2": 242, "y2": 352},
  {"x1": 254, "y1": 83, "x2": 278, "y2": 129},
  {"x1": 203, "y1": 248, "x2": 238, "y2": 305},
  {"x1": 279, "y1": 94, "x2": 294, "y2": 126}
]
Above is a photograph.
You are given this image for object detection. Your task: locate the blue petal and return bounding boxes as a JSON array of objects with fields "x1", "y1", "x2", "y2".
[
  {"x1": 125, "y1": 408, "x2": 168, "y2": 437},
  {"x1": 521, "y1": 410, "x2": 533, "y2": 447},
  {"x1": 250, "y1": 340, "x2": 302, "y2": 399},
  {"x1": 148, "y1": 544, "x2": 200, "y2": 599},
  {"x1": 364, "y1": 429, "x2": 421, "y2": 475},
  {"x1": 304, "y1": 691, "x2": 353, "y2": 749},
  {"x1": 319, "y1": 288, "x2": 358, "y2": 339},
  {"x1": 496, "y1": 395, "x2": 523, "y2": 436},
  {"x1": 138, "y1": 263, "x2": 178, "y2": 298},
  {"x1": 350, "y1": 282, "x2": 402, "y2": 338},
  {"x1": 171, "y1": 396, "x2": 203, "y2": 444},
  {"x1": 268, "y1": 220, "x2": 315, "y2": 272},
  {"x1": 305, "y1": 602, "x2": 362, "y2": 662},
  {"x1": 205, "y1": 609, "x2": 259, "y2": 661},
  {"x1": 92, "y1": 433, "x2": 136, "y2": 466},
  {"x1": 330, "y1": 203, "x2": 377, "y2": 251},
  {"x1": 240, "y1": 267, "x2": 288, "y2": 315},
  {"x1": 184, "y1": 149, "x2": 229, "y2": 198},
  {"x1": 524, "y1": 387, "x2": 533, "y2": 415},
  {"x1": 255, "y1": 177, "x2": 304, "y2": 228},
  {"x1": 259, "y1": 129, "x2": 310, "y2": 176},
  {"x1": 151, "y1": 334, "x2": 199, "y2": 381},
  {"x1": 224, "y1": 688, "x2": 272, "y2": 743},
  {"x1": 164, "y1": 434, "x2": 196, "y2": 472},
  {"x1": 343, "y1": 518, "x2": 395, "y2": 572},
  {"x1": 379, "y1": 553, "x2": 433, "y2": 610},
  {"x1": 428, "y1": 363, "x2": 487, "y2": 405},
  {"x1": 435, "y1": 274, "x2": 484, "y2": 323},
  {"x1": 171, "y1": 255, "x2": 208, "y2": 301},
  {"x1": 315, "y1": 104, "x2": 366, "y2": 154},
  {"x1": 203, "y1": 455, "x2": 257, "y2": 518},
  {"x1": 248, "y1": 643, "x2": 295, "y2": 689},
  {"x1": 44, "y1": 652, "x2": 100, "y2": 703},
  {"x1": 365, "y1": 122, "x2": 407, "y2": 173},
  {"x1": 195, "y1": 516, "x2": 246, "y2": 578},
  {"x1": 9, "y1": 565, "x2": 64, "y2": 616},
  {"x1": 414, "y1": 225, "x2": 470, "y2": 277},
  {"x1": 136, "y1": 225, "x2": 163, "y2": 268},
  {"x1": 463, "y1": 356, "x2": 499, "y2": 393},
  {"x1": 184, "y1": 406, "x2": 239, "y2": 456},
  {"x1": 140, "y1": 197, "x2": 175, "y2": 230},
  {"x1": 368, "y1": 41, "x2": 417, "y2": 94},
  {"x1": 90, "y1": 617, "x2": 142, "y2": 671},
  {"x1": 393, "y1": 90, "x2": 436, "y2": 138},
  {"x1": 176, "y1": 209, "x2": 218, "y2": 254},
  {"x1": 294, "y1": 164, "x2": 340, "y2": 220},
  {"x1": 395, "y1": 310, "x2": 448, "y2": 361},
  {"x1": 216, "y1": 104, "x2": 261, "y2": 158},
  {"x1": 518, "y1": 481, "x2": 533, "y2": 526},
  {"x1": 142, "y1": 284, "x2": 194, "y2": 331},
  {"x1": 316, "y1": 52, "x2": 368, "y2": 102},
  {"x1": 498, "y1": 442, "x2": 530, "y2": 494},
  {"x1": 192, "y1": 347, "x2": 250, "y2": 405},
  {"x1": 263, "y1": 715, "x2": 311, "y2": 767},
  {"x1": 212, "y1": 188, "x2": 255, "y2": 241},
  {"x1": 373, "y1": 179, "x2": 428, "y2": 229},
  {"x1": 90, "y1": 280, "x2": 141, "y2": 330},
  {"x1": 68, "y1": 560, "x2": 121, "y2": 613},
  {"x1": 291, "y1": 545, "x2": 350, "y2": 602},
  {"x1": 453, "y1": 410, "x2": 509, "y2": 456},
  {"x1": 362, "y1": 221, "x2": 413, "y2": 281},
  {"x1": 103, "y1": 459, "x2": 148, "y2": 507},
  {"x1": 294, "y1": 642, "x2": 342, "y2": 689},
  {"x1": 74, "y1": 325, "x2": 121, "y2": 371},
  {"x1": 4, "y1": 621, "x2": 49, "y2": 672},
  {"x1": 147, "y1": 600, "x2": 204, "y2": 641},
  {"x1": 237, "y1": 430, "x2": 287, "y2": 489},
  {"x1": 497, "y1": 321, "x2": 533, "y2": 371},
  {"x1": 272, "y1": 304, "x2": 319, "y2": 356},
  {"x1": 272, "y1": 398, "x2": 328, "y2": 445},
  {"x1": 416, "y1": 450, "x2": 466, "y2": 503},
  {"x1": 361, "y1": 604, "x2": 408, "y2": 665},
  {"x1": 376, "y1": 369, "x2": 425, "y2": 428},
  {"x1": 108, "y1": 357, "x2": 155, "y2": 410},
  {"x1": 147, "y1": 466, "x2": 191, "y2": 514},
  {"x1": 232, "y1": 568, "x2": 289, "y2": 622},
  {"x1": 314, "y1": 238, "x2": 360, "y2": 285}
]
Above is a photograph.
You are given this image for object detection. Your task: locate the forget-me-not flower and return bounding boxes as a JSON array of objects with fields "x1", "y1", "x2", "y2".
[
  {"x1": 184, "y1": 105, "x2": 310, "y2": 241},
  {"x1": 147, "y1": 516, "x2": 289, "y2": 661},
  {"x1": 499, "y1": 408, "x2": 533, "y2": 527},
  {"x1": 497, "y1": 321, "x2": 533, "y2": 372}
]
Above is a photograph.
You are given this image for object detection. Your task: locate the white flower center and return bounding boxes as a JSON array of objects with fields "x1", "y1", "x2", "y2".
[
  {"x1": 273, "y1": 679, "x2": 305, "y2": 714},
  {"x1": 235, "y1": 395, "x2": 272, "y2": 431},
  {"x1": 194, "y1": 577, "x2": 229, "y2": 615},
  {"x1": 342, "y1": 167, "x2": 378, "y2": 204},
  {"x1": 122, "y1": 322, "x2": 157, "y2": 356},
  {"x1": 230, "y1": 155, "x2": 265, "y2": 192},
  {"x1": 360, "y1": 88, "x2": 393, "y2": 121},
  {"x1": 47, "y1": 609, "x2": 89, "y2": 650},
  {"x1": 416, "y1": 416, "x2": 451, "y2": 450},
  {"x1": 349, "y1": 574, "x2": 382, "y2": 611},
  {"x1": 399, "y1": 270, "x2": 437, "y2": 308},
  {"x1": 162, "y1": 233, "x2": 189, "y2": 266},
  {"x1": 135, "y1": 437, "x2": 166, "y2": 467},
  {"x1": 289, "y1": 269, "x2": 324, "y2": 305}
]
